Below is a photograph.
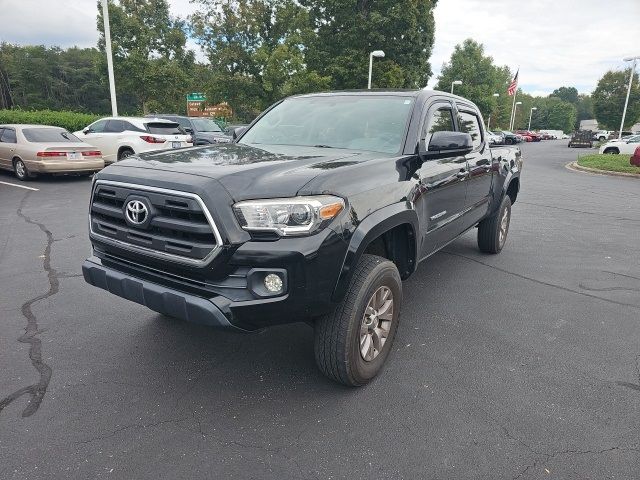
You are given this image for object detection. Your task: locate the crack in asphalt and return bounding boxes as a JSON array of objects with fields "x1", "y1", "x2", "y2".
[
  {"x1": 0, "y1": 192, "x2": 56, "y2": 418},
  {"x1": 518, "y1": 201, "x2": 640, "y2": 223},
  {"x1": 442, "y1": 251, "x2": 640, "y2": 310}
]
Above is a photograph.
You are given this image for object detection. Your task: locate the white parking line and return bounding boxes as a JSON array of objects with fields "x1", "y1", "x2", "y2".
[{"x1": 0, "y1": 180, "x2": 39, "y2": 191}]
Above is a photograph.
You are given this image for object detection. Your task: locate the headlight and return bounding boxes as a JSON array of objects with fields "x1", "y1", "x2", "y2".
[{"x1": 233, "y1": 195, "x2": 345, "y2": 236}]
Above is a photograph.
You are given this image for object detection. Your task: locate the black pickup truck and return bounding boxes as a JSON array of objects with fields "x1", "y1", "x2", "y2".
[{"x1": 83, "y1": 90, "x2": 522, "y2": 386}]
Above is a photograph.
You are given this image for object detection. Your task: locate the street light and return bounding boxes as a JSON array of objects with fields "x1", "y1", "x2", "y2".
[
  {"x1": 450, "y1": 80, "x2": 462, "y2": 94},
  {"x1": 528, "y1": 107, "x2": 537, "y2": 131},
  {"x1": 510, "y1": 101, "x2": 522, "y2": 130},
  {"x1": 101, "y1": 0, "x2": 118, "y2": 116},
  {"x1": 367, "y1": 50, "x2": 385, "y2": 89},
  {"x1": 619, "y1": 55, "x2": 640, "y2": 139},
  {"x1": 487, "y1": 93, "x2": 499, "y2": 130}
]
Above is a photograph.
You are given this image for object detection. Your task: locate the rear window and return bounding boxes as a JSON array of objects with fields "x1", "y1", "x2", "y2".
[
  {"x1": 145, "y1": 122, "x2": 184, "y2": 135},
  {"x1": 23, "y1": 128, "x2": 80, "y2": 142}
]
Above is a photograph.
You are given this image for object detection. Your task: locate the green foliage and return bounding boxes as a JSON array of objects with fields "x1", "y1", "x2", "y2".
[
  {"x1": 97, "y1": 0, "x2": 195, "y2": 114},
  {"x1": 592, "y1": 69, "x2": 640, "y2": 130},
  {"x1": 0, "y1": 109, "x2": 100, "y2": 132},
  {"x1": 577, "y1": 154, "x2": 639, "y2": 174},
  {"x1": 434, "y1": 39, "x2": 511, "y2": 121},
  {"x1": 303, "y1": 0, "x2": 437, "y2": 89},
  {"x1": 0, "y1": 43, "x2": 110, "y2": 113}
]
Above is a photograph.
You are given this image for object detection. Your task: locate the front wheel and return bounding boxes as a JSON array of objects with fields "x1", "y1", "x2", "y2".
[
  {"x1": 314, "y1": 254, "x2": 402, "y2": 386},
  {"x1": 478, "y1": 195, "x2": 512, "y2": 254}
]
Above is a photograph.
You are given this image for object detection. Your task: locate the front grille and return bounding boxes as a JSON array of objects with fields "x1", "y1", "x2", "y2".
[{"x1": 90, "y1": 181, "x2": 222, "y2": 266}]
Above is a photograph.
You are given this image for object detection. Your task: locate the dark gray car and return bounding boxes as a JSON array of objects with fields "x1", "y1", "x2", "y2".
[{"x1": 146, "y1": 115, "x2": 231, "y2": 145}]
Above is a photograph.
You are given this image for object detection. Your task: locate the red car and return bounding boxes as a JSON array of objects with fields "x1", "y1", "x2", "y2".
[
  {"x1": 516, "y1": 130, "x2": 541, "y2": 142},
  {"x1": 631, "y1": 145, "x2": 640, "y2": 167}
]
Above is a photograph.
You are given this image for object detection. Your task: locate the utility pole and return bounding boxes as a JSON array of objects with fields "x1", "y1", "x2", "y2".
[{"x1": 102, "y1": 0, "x2": 118, "y2": 116}]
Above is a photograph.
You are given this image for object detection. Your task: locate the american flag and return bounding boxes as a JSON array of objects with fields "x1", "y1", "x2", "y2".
[{"x1": 508, "y1": 70, "x2": 519, "y2": 96}]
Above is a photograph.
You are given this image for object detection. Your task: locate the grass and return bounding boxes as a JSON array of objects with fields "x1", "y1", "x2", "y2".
[{"x1": 577, "y1": 154, "x2": 640, "y2": 175}]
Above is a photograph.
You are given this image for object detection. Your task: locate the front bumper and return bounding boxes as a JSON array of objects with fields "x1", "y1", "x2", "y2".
[{"x1": 83, "y1": 257, "x2": 244, "y2": 331}]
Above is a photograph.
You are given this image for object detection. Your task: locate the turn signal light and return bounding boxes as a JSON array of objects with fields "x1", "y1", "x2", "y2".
[{"x1": 140, "y1": 135, "x2": 166, "y2": 144}]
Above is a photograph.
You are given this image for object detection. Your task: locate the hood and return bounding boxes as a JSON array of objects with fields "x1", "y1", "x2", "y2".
[{"x1": 100, "y1": 143, "x2": 380, "y2": 200}]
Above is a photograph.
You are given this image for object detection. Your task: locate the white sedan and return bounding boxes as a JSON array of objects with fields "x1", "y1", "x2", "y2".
[
  {"x1": 74, "y1": 117, "x2": 192, "y2": 164},
  {"x1": 599, "y1": 135, "x2": 640, "y2": 155}
]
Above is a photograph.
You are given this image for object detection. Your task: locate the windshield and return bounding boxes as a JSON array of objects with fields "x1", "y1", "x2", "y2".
[
  {"x1": 240, "y1": 95, "x2": 415, "y2": 154},
  {"x1": 23, "y1": 128, "x2": 80, "y2": 142},
  {"x1": 191, "y1": 118, "x2": 223, "y2": 133}
]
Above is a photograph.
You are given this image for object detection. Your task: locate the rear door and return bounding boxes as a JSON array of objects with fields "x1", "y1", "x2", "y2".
[
  {"x1": 0, "y1": 128, "x2": 17, "y2": 169},
  {"x1": 417, "y1": 101, "x2": 469, "y2": 258},
  {"x1": 456, "y1": 105, "x2": 494, "y2": 227}
]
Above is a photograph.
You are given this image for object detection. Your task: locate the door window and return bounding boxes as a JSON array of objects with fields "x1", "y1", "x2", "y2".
[
  {"x1": 426, "y1": 107, "x2": 455, "y2": 136},
  {"x1": 457, "y1": 111, "x2": 483, "y2": 149},
  {"x1": 89, "y1": 120, "x2": 108, "y2": 133},
  {"x1": 0, "y1": 128, "x2": 17, "y2": 143}
]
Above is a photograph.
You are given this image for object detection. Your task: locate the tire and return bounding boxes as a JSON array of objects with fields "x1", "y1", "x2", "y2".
[
  {"x1": 13, "y1": 158, "x2": 32, "y2": 181},
  {"x1": 478, "y1": 195, "x2": 512, "y2": 254},
  {"x1": 603, "y1": 147, "x2": 619, "y2": 155},
  {"x1": 118, "y1": 148, "x2": 134, "y2": 160},
  {"x1": 314, "y1": 254, "x2": 402, "y2": 386}
]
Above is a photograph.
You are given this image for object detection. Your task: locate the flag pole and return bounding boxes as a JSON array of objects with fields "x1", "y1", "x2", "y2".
[{"x1": 509, "y1": 89, "x2": 518, "y2": 131}]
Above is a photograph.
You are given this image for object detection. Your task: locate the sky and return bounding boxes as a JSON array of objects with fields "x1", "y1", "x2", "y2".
[{"x1": 0, "y1": 0, "x2": 639, "y2": 97}]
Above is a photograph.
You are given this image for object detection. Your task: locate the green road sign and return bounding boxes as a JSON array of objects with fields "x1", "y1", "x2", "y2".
[{"x1": 187, "y1": 93, "x2": 206, "y2": 102}]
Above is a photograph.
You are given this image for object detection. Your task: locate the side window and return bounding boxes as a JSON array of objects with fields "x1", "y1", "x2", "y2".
[
  {"x1": 425, "y1": 107, "x2": 454, "y2": 136},
  {"x1": 457, "y1": 110, "x2": 483, "y2": 149},
  {"x1": 104, "y1": 120, "x2": 125, "y2": 133},
  {"x1": 1, "y1": 128, "x2": 17, "y2": 143},
  {"x1": 89, "y1": 120, "x2": 108, "y2": 133}
]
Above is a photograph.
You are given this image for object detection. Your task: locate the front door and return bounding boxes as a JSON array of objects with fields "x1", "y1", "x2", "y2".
[
  {"x1": 415, "y1": 102, "x2": 469, "y2": 258},
  {"x1": 457, "y1": 107, "x2": 494, "y2": 227}
]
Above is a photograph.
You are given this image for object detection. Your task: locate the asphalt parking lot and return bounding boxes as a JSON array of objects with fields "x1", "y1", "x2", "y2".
[{"x1": 1, "y1": 140, "x2": 639, "y2": 479}]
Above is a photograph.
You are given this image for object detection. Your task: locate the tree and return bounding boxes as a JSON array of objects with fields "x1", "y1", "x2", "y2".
[
  {"x1": 434, "y1": 39, "x2": 512, "y2": 121},
  {"x1": 97, "y1": 0, "x2": 195, "y2": 114},
  {"x1": 592, "y1": 69, "x2": 640, "y2": 130},
  {"x1": 304, "y1": 0, "x2": 438, "y2": 90}
]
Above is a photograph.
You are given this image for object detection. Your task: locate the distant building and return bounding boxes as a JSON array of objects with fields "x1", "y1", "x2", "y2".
[{"x1": 580, "y1": 119, "x2": 598, "y2": 131}]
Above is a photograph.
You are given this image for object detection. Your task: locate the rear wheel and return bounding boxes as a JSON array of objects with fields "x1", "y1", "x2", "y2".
[
  {"x1": 118, "y1": 148, "x2": 134, "y2": 160},
  {"x1": 13, "y1": 158, "x2": 33, "y2": 181},
  {"x1": 478, "y1": 195, "x2": 512, "y2": 254},
  {"x1": 314, "y1": 254, "x2": 402, "y2": 386}
]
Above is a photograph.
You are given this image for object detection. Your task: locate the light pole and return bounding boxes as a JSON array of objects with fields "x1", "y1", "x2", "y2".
[
  {"x1": 510, "y1": 101, "x2": 522, "y2": 130},
  {"x1": 487, "y1": 93, "x2": 499, "y2": 130},
  {"x1": 101, "y1": 0, "x2": 118, "y2": 116},
  {"x1": 528, "y1": 107, "x2": 537, "y2": 131},
  {"x1": 619, "y1": 55, "x2": 640, "y2": 139},
  {"x1": 450, "y1": 80, "x2": 462, "y2": 94},
  {"x1": 367, "y1": 50, "x2": 385, "y2": 89}
]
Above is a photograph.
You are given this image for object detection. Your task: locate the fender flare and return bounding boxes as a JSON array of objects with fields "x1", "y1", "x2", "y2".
[{"x1": 332, "y1": 203, "x2": 419, "y2": 303}]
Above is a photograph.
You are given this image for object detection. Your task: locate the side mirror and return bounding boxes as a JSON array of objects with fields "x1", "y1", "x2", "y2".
[
  {"x1": 419, "y1": 131, "x2": 473, "y2": 159},
  {"x1": 231, "y1": 126, "x2": 247, "y2": 141}
]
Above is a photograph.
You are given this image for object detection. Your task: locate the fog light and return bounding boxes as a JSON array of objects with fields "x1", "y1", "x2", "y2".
[{"x1": 264, "y1": 273, "x2": 283, "y2": 293}]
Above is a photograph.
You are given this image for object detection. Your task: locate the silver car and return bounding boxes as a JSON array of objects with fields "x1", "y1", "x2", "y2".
[{"x1": 0, "y1": 124, "x2": 104, "y2": 181}]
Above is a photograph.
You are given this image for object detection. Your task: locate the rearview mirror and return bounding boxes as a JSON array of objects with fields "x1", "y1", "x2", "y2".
[
  {"x1": 231, "y1": 126, "x2": 247, "y2": 141},
  {"x1": 419, "y1": 131, "x2": 473, "y2": 159}
]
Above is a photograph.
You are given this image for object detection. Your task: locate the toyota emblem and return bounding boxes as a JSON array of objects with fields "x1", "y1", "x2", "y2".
[{"x1": 125, "y1": 200, "x2": 148, "y2": 225}]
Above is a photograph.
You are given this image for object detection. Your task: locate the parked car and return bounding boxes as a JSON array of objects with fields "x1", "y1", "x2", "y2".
[
  {"x1": 495, "y1": 130, "x2": 521, "y2": 145},
  {"x1": 74, "y1": 117, "x2": 192, "y2": 164},
  {"x1": 145, "y1": 115, "x2": 231, "y2": 145},
  {"x1": 599, "y1": 134, "x2": 640, "y2": 154},
  {"x1": 0, "y1": 124, "x2": 104, "y2": 181},
  {"x1": 592, "y1": 130, "x2": 611, "y2": 142},
  {"x1": 487, "y1": 130, "x2": 504, "y2": 145},
  {"x1": 631, "y1": 145, "x2": 640, "y2": 167},
  {"x1": 516, "y1": 130, "x2": 541, "y2": 142},
  {"x1": 82, "y1": 89, "x2": 522, "y2": 386}
]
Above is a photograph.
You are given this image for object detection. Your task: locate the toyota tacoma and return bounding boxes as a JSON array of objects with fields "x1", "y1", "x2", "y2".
[{"x1": 82, "y1": 90, "x2": 522, "y2": 386}]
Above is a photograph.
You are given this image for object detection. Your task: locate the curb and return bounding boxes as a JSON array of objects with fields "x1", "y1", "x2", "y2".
[{"x1": 566, "y1": 162, "x2": 640, "y2": 178}]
